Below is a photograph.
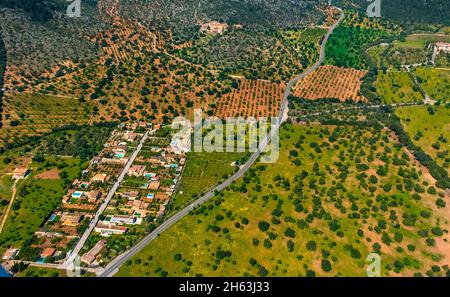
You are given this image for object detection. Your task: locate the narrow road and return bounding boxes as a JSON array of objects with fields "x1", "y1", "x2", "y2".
[
  {"x1": 63, "y1": 131, "x2": 149, "y2": 269},
  {"x1": 5, "y1": 260, "x2": 101, "y2": 275},
  {"x1": 0, "y1": 180, "x2": 18, "y2": 236},
  {"x1": 403, "y1": 65, "x2": 436, "y2": 105},
  {"x1": 99, "y1": 7, "x2": 345, "y2": 277}
]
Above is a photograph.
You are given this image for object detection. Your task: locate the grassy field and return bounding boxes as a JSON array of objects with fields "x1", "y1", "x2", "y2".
[
  {"x1": 375, "y1": 70, "x2": 423, "y2": 104},
  {"x1": 396, "y1": 105, "x2": 450, "y2": 174},
  {"x1": 118, "y1": 124, "x2": 449, "y2": 277},
  {"x1": 16, "y1": 266, "x2": 67, "y2": 277},
  {"x1": 171, "y1": 152, "x2": 245, "y2": 213},
  {"x1": 0, "y1": 175, "x2": 14, "y2": 224},
  {"x1": 0, "y1": 156, "x2": 87, "y2": 252},
  {"x1": 393, "y1": 34, "x2": 450, "y2": 49},
  {"x1": 413, "y1": 67, "x2": 450, "y2": 102}
]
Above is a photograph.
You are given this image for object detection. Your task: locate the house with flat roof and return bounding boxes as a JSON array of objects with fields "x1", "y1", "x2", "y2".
[
  {"x1": 13, "y1": 167, "x2": 30, "y2": 180},
  {"x1": 61, "y1": 213, "x2": 84, "y2": 227},
  {"x1": 120, "y1": 191, "x2": 139, "y2": 200},
  {"x1": 91, "y1": 173, "x2": 108, "y2": 183},
  {"x1": 109, "y1": 215, "x2": 137, "y2": 225},
  {"x1": 123, "y1": 132, "x2": 138, "y2": 142},
  {"x1": 128, "y1": 165, "x2": 146, "y2": 177},
  {"x1": 91, "y1": 157, "x2": 102, "y2": 165},
  {"x1": 157, "y1": 205, "x2": 166, "y2": 218},
  {"x1": 87, "y1": 191, "x2": 102, "y2": 204},
  {"x1": 95, "y1": 224, "x2": 128, "y2": 237},
  {"x1": 155, "y1": 193, "x2": 170, "y2": 202},
  {"x1": 40, "y1": 248, "x2": 56, "y2": 259},
  {"x1": 435, "y1": 42, "x2": 450, "y2": 53},
  {"x1": 200, "y1": 21, "x2": 229, "y2": 34},
  {"x1": 148, "y1": 181, "x2": 160, "y2": 190},
  {"x1": 2, "y1": 248, "x2": 20, "y2": 260},
  {"x1": 81, "y1": 240, "x2": 106, "y2": 265}
]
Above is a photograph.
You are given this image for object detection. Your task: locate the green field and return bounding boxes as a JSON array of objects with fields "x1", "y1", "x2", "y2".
[
  {"x1": 375, "y1": 70, "x2": 423, "y2": 104},
  {"x1": 325, "y1": 11, "x2": 401, "y2": 69},
  {"x1": 171, "y1": 152, "x2": 246, "y2": 213},
  {"x1": 396, "y1": 105, "x2": 450, "y2": 174},
  {"x1": 118, "y1": 124, "x2": 449, "y2": 277},
  {"x1": 16, "y1": 266, "x2": 67, "y2": 277},
  {"x1": 0, "y1": 156, "x2": 87, "y2": 253},
  {"x1": 393, "y1": 34, "x2": 450, "y2": 49},
  {"x1": 0, "y1": 175, "x2": 14, "y2": 222},
  {"x1": 413, "y1": 67, "x2": 450, "y2": 102}
]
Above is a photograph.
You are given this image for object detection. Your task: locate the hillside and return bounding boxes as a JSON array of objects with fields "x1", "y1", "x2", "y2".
[
  {"x1": 0, "y1": 0, "x2": 331, "y2": 148},
  {"x1": 119, "y1": 0, "x2": 328, "y2": 44},
  {"x1": 0, "y1": 0, "x2": 108, "y2": 85}
]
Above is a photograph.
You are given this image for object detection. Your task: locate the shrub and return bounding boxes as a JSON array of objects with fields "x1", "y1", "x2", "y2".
[
  {"x1": 306, "y1": 240, "x2": 317, "y2": 251},
  {"x1": 284, "y1": 228, "x2": 296, "y2": 238},
  {"x1": 258, "y1": 220, "x2": 270, "y2": 232},
  {"x1": 321, "y1": 259, "x2": 332, "y2": 272}
]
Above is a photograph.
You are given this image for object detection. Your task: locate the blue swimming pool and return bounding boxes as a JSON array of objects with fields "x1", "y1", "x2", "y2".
[
  {"x1": 0, "y1": 264, "x2": 11, "y2": 277},
  {"x1": 72, "y1": 191, "x2": 83, "y2": 198}
]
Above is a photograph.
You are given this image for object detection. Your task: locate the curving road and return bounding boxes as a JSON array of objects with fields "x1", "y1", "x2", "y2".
[{"x1": 99, "y1": 7, "x2": 345, "y2": 277}]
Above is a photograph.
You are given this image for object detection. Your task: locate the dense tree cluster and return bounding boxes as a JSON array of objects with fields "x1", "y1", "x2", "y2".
[{"x1": 0, "y1": 34, "x2": 6, "y2": 129}]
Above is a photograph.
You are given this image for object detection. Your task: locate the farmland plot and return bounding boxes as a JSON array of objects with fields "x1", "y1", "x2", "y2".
[
  {"x1": 214, "y1": 79, "x2": 285, "y2": 119},
  {"x1": 375, "y1": 70, "x2": 423, "y2": 104},
  {"x1": 0, "y1": 93, "x2": 92, "y2": 146},
  {"x1": 413, "y1": 67, "x2": 450, "y2": 102},
  {"x1": 292, "y1": 66, "x2": 367, "y2": 102}
]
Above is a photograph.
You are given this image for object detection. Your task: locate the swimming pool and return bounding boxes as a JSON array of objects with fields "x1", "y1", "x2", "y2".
[
  {"x1": 0, "y1": 265, "x2": 11, "y2": 277},
  {"x1": 72, "y1": 191, "x2": 83, "y2": 198}
]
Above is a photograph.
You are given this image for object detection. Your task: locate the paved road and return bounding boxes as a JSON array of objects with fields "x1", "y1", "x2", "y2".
[
  {"x1": 99, "y1": 7, "x2": 345, "y2": 278},
  {"x1": 62, "y1": 131, "x2": 149, "y2": 269}
]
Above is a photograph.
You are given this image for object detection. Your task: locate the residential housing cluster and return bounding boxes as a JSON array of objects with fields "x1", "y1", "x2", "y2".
[
  {"x1": 2, "y1": 122, "x2": 189, "y2": 269},
  {"x1": 4, "y1": 123, "x2": 147, "y2": 265}
]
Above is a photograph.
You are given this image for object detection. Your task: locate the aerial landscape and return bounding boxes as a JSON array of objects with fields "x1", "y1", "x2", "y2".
[{"x1": 0, "y1": 0, "x2": 449, "y2": 283}]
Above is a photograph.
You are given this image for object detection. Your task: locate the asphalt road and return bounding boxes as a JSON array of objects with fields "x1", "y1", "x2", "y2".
[
  {"x1": 99, "y1": 7, "x2": 345, "y2": 277},
  {"x1": 63, "y1": 131, "x2": 149, "y2": 269}
]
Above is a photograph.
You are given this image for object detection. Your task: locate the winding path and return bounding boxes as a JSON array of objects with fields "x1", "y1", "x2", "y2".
[
  {"x1": 0, "y1": 180, "x2": 17, "y2": 236},
  {"x1": 99, "y1": 7, "x2": 345, "y2": 277}
]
